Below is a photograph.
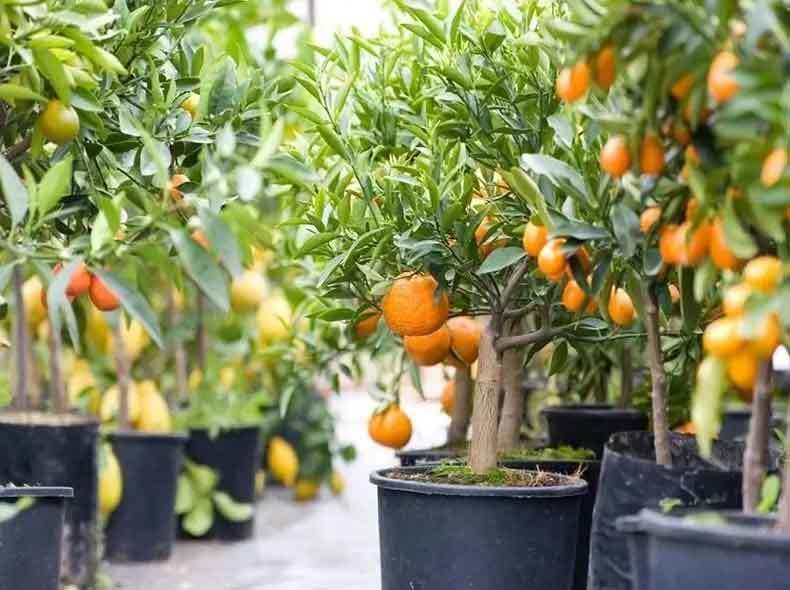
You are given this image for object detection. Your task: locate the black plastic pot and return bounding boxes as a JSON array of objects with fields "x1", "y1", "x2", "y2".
[
  {"x1": 0, "y1": 413, "x2": 98, "y2": 588},
  {"x1": 0, "y1": 486, "x2": 73, "y2": 590},
  {"x1": 615, "y1": 513, "x2": 651, "y2": 590},
  {"x1": 371, "y1": 466, "x2": 588, "y2": 590},
  {"x1": 719, "y1": 405, "x2": 785, "y2": 441},
  {"x1": 541, "y1": 404, "x2": 648, "y2": 458},
  {"x1": 106, "y1": 431, "x2": 186, "y2": 562},
  {"x1": 589, "y1": 431, "x2": 746, "y2": 590},
  {"x1": 633, "y1": 509, "x2": 790, "y2": 590},
  {"x1": 184, "y1": 426, "x2": 261, "y2": 540}
]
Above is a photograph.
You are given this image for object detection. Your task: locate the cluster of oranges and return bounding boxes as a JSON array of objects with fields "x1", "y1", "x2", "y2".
[
  {"x1": 41, "y1": 262, "x2": 120, "y2": 313},
  {"x1": 702, "y1": 256, "x2": 783, "y2": 398}
]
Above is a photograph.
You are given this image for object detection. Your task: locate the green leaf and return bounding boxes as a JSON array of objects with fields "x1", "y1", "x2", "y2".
[
  {"x1": 169, "y1": 229, "x2": 229, "y2": 312},
  {"x1": 183, "y1": 497, "x2": 214, "y2": 537},
  {"x1": 46, "y1": 260, "x2": 81, "y2": 348},
  {"x1": 212, "y1": 491, "x2": 253, "y2": 522},
  {"x1": 503, "y1": 167, "x2": 552, "y2": 229},
  {"x1": 33, "y1": 48, "x2": 71, "y2": 103},
  {"x1": 37, "y1": 156, "x2": 72, "y2": 216},
  {"x1": 692, "y1": 356, "x2": 728, "y2": 458},
  {"x1": 611, "y1": 203, "x2": 640, "y2": 259},
  {"x1": 184, "y1": 460, "x2": 219, "y2": 495},
  {"x1": 0, "y1": 155, "x2": 28, "y2": 226},
  {"x1": 0, "y1": 497, "x2": 35, "y2": 524},
  {"x1": 198, "y1": 207, "x2": 242, "y2": 278},
  {"x1": 174, "y1": 475, "x2": 196, "y2": 515},
  {"x1": 0, "y1": 84, "x2": 46, "y2": 103},
  {"x1": 679, "y1": 267, "x2": 700, "y2": 335},
  {"x1": 266, "y1": 154, "x2": 319, "y2": 187},
  {"x1": 521, "y1": 153, "x2": 590, "y2": 203},
  {"x1": 297, "y1": 232, "x2": 339, "y2": 257},
  {"x1": 477, "y1": 247, "x2": 526, "y2": 275},
  {"x1": 91, "y1": 269, "x2": 164, "y2": 348},
  {"x1": 758, "y1": 475, "x2": 781, "y2": 513},
  {"x1": 722, "y1": 195, "x2": 757, "y2": 258},
  {"x1": 549, "y1": 340, "x2": 568, "y2": 376}
]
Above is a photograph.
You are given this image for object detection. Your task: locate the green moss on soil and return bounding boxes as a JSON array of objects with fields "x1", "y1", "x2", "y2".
[
  {"x1": 498, "y1": 445, "x2": 596, "y2": 461},
  {"x1": 393, "y1": 463, "x2": 578, "y2": 488}
]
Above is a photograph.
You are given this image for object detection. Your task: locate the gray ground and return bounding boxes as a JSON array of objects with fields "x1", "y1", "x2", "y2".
[{"x1": 108, "y1": 393, "x2": 446, "y2": 590}]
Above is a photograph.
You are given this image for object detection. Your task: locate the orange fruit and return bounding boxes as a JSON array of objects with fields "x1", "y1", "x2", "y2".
[
  {"x1": 404, "y1": 325, "x2": 452, "y2": 367},
  {"x1": 761, "y1": 148, "x2": 787, "y2": 187},
  {"x1": 685, "y1": 197, "x2": 700, "y2": 221},
  {"x1": 608, "y1": 287, "x2": 636, "y2": 327},
  {"x1": 672, "y1": 123, "x2": 692, "y2": 146},
  {"x1": 354, "y1": 308, "x2": 381, "y2": 340},
  {"x1": 703, "y1": 317, "x2": 743, "y2": 357},
  {"x1": 707, "y1": 51, "x2": 739, "y2": 103},
  {"x1": 368, "y1": 404, "x2": 412, "y2": 449},
  {"x1": 556, "y1": 61, "x2": 591, "y2": 103},
  {"x1": 600, "y1": 135, "x2": 631, "y2": 177},
  {"x1": 562, "y1": 280, "x2": 589, "y2": 313},
  {"x1": 639, "y1": 134, "x2": 665, "y2": 176},
  {"x1": 446, "y1": 316, "x2": 482, "y2": 365},
  {"x1": 670, "y1": 73, "x2": 695, "y2": 100},
  {"x1": 522, "y1": 221, "x2": 548, "y2": 257},
  {"x1": 53, "y1": 262, "x2": 92, "y2": 298},
  {"x1": 743, "y1": 256, "x2": 782, "y2": 293},
  {"x1": 659, "y1": 224, "x2": 683, "y2": 265},
  {"x1": 168, "y1": 174, "x2": 190, "y2": 202},
  {"x1": 537, "y1": 239, "x2": 568, "y2": 277},
  {"x1": 723, "y1": 283, "x2": 752, "y2": 317},
  {"x1": 570, "y1": 246, "x2": 592, "y2": 275},
  {"x1": 89, "y1": 275, "x2": 121, "y2": 312},
  {"x1": 475, "y1": 219, "x2": 507, "y2": 259},
  {"x1": 39, "y1": 100, "x2": 80, "y2": 144},
  {"x1": 727, "y1": 349, "x2": 759, "y2": 394},
  {"x1": 594, "y1": 45, "x2": 616, "y2": 90},
  {"x1": 675, "y1": 421, "x2": 697, "y2": 434},
  {"x1": 181, "y1": 93, "x2": 200, "y2": 117},
  {"x1": 751, "y1": 313, "x2": 781, "y2": 359},
  {"x1": 678, "y1": 221, "x2": 711, "y2": 267},
  {"x1": 191, "y1": 229, "x2": 210, "y2": 249},
  {"x1": 640, "y1": 207, "x2": 662, "y2": 234},
  {"x1": 382, "y1": 274, "x2": 450, "y2": 337},
  {"x1": 440, "y1": 380, "x2": 455, "y2": 415},
  {"x1": 709, "y1": 217, "x2": 739, "y2": 270},
  {"x1": 669, "y1": 284, "x2": 680, "y2": 303}
]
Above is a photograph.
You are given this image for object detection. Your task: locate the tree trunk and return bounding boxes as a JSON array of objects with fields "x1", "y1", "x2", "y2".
[
  {"x1": 644, "y1": 287, "x2": 672, "y2": 466},
  {"x1": 497, "y1": 345, "x2": 524, "y2": 451},
  {"x1": 447, "y1": 365, "x2": 472, "y2": 445},
  {"x1": 47, "y1": 318, "x2": 67, "y2": 413},
  {"x1": 742, "y1": 361, "x2": 772, "y2": 513},
  {"x1": 775, "y1": 396, "x2": 790, "y2": 530},
  {"x1": 196, "y1": 290, "x2": 207, "y2": 372},
  {"x1": 468, "y1": 324, "x2": 502, "y2": 473},
  {"x1": 11, "y1": 266, "x2": 30, "y2": 411},
  {"x1": 113, "y1": 320, "x2": 132, "y2": 430},
  {"x1": 619, "y1": 346, "x2": 633, "y2": 408}
]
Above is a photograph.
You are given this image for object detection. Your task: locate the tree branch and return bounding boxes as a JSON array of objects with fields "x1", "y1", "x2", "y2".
[
  {"x1": 5, "y1": 135, "x2": 31, "y2": 161},
  {"x1": 499, "y1": 259, "x2": 530, "y2": 311}
]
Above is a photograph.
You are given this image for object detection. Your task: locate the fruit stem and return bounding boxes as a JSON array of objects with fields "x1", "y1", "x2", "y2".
[
  {"x1": 776, "y1": 397, "x2": 790, "y2": 530},
  {"x1": 11, "y1": 265, "x2": 30, "y2": 411},
  {"x1": 644, "y1": 286, "x2": 672, "y2": 466},
  {"x1": 743, "y1": 361, "x2": 772, "y2": 513},
  {"x1": 447, "y1": 365, "x2": 472, "y2": 446},
  {"x1": 468, "y1": 322, "x2": 502, "y2": 473},
  {"x1": 47, "y1": 315, "x2": 67, "y2": 414},
  {"x1": 112, "y1": 319, "x2": 132, "y2": 431}
]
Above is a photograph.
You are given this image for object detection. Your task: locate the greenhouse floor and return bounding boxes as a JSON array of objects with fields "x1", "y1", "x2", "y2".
[{"x1": 109, "y1": 389, "x2": 447, "y2": 590}]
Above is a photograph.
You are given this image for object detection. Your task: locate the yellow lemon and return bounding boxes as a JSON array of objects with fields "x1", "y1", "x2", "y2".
[
  {"x1": 136, "y1": 380, "x2": 171, "y2": 432},
  {"x1": 100, "y1": 382, "x2": 141, "y2": 425},
  {"x1": 293, "y1": 479, "x2": 320, "y2": 502},
  {"x1": 329, "y1": 471, "x2": 345, "y2": 496},
  {"x1": 67, "y1": 359, "x2": 97, "y2": 405},
  {"x1": 188, "y1": 368, "x2": 203, "y2": 392},
  {"x1": 219, "y1": 366, "x2": 236, "y2": 390},
  {"x1": 99, "y1": 444, "x2": 123, "y2": 518},
  {"x1": 267, "y1": 436, "x2": 299, "y2": 487},
  {"x1": 113, "y1": 319, "x2": 150, "y2": 363},
  {"x1": 22, "y1": 276, "x2": 47, "y2": 329},
  {"x1": 257, "y1": 294, "x2": 291, "y2": 345},
  {"x1": 86, "y1": 306, "x2": 111, "y2": 354},
  {"x1": 230, "y1": 270, "x2": 267, "y2": 313}
]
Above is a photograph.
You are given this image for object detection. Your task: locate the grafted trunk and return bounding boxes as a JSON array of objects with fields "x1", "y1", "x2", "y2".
[
  {"x1": 496, "y1": 346, "x2": 524, "y2": 451},
  {"x1": 776, "y1": 397, "x2": 790, "y2": 530},
  {"x1": 468, "y1": 325, "x2": 501, "y2": 473},
  {"x1": 743, "y1": 361, "x2": 772, "y2": 513},
  {"x1": 47, "y1": 318, "x2": 67, "y2": 413},
  {"x1": 447, "y1": 365, "x2": 472, "y2": 445},
  {"x1": 11, "y1": 266, "x2": 30, "y2": 411},
  {"x1": 644, "y1": 288, "x2": 672, "y2": 466},
  {"x1": 113, "y1": 320, "x2": 132, "y2": 431}
]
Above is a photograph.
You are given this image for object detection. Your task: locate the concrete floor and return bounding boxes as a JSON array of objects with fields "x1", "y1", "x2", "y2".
[{"x1": 109, "y1": 391, "x2": 448, "y2": 590}]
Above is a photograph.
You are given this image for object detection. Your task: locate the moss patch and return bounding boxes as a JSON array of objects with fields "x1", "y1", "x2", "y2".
[
  {"x1": 499, "y1": 445, "x2": 596, "y2": 461},
  {"x1": 391, "y1": 463, "x2": 580, "y2": 488}
]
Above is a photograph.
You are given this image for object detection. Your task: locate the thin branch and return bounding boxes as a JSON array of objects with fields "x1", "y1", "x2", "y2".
[
  {"x1": 496, "y1": 325, "x2": 564, "y2": 352},
  {"x1": 5, "y1": 135, "x2": 31, "y2": 161},
  {"x1": 499, "y1": 259, "x2": 529, "y2": 311}
]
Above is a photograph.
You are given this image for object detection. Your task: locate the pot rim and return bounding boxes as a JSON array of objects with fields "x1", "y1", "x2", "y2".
[
  {"x1": 188, "y1": 425, "x2": 262, "y2": 436},
  {"x1": 0, "y1": 486, "x2": 74, "y2": 499},
  {"x1": 370, "y1": 466, "x2": 588, "y2": 498},
  {"x1": 107, "y1": 430, "x2": 188, "y2": 443},
  {"x1": 541, "y1": 404, "x2": 646, "y2": 419},
  {"x1": 638, "y1": 509, "x2": 790, "y2": 550},
  {"x1": 0, "y1": 411, "x2": 99, "y2": 428}
]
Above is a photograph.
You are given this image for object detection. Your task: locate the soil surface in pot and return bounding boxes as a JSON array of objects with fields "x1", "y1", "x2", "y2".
[{"x1": 386, "y1": 464, "x2": 583, "y2": 488}]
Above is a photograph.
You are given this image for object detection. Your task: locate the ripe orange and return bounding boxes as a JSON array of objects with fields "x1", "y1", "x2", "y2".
[
  {"x1": 685, "y1": 197, "x2": 700, "y2": 221},
  {"x1": 39, "y1": 100, "x2": 80, "y2": 144},
  {"x1": 54, "y1": 262, "x2": 92, "y2": 298},
  {"x1": 89, "y1": 275, "x2": 121, "y2": 312},
  {"x1": 677, "y1": 221, "x2": 711, "y2": 267},
  {"x1": 354, "y1": 308, "x2": 381, "y2": 340},
  {"x1": 475, "y1": 219, "x2": 507, "y2": 259},
  {"x1": 659, "y1": 224, "x2": 683, "y2": 264},
  {"x1": 672, "y1": 123, "x2": 692, "y2": 146},
  {"x1": 562, "y1": 280, "x2": 588, "y2": 313},
  {"x1": 639, "y1": 134, "x2": 665, "y2": 176},
  {"x1": 168, "y1": 174, "x2": 190, "y2": 202},
  {"x1": 751, "y1": 313, "x2": 781, "y2": 358},
  {"x1": 669, "y1": 284, "x2": 680, "y2": 303},
  {"x1": 538, "y1": 239, "x2": 568, "y2": 277},
  {"x1": 743, "y1": 256, "x2": 782, "y2": 293},
  {"x1": 670, "y1": 73, "x2": 695, "y2": 100},
  {"x1": 440, "y1": 380, "x2": 455, "y2": 415},
  {"x1": 707, "y1": 51, "x2": 739, "y2": 103},
  {"x1": 761, "y1": 148, "x2": 787, "y2": 187},
  {"x1": 191, "y1": 229, "x2": 210, "y2": 249},
  {"x1": 446, "y1": 316, "x2": 482, "y2": 365},
  {"x1": 570, "y1": 246, "x2": 592, "y2": 276},
  {"x1": 709, "y1": 217, "x2": 739, "y2": 270},
  {"x1": 703, "y1": 317, "x2": 743, "y2": 357},
  {"x1": 640, "y1": 207, "x2": 662, "y2": 234},
  {"x1": 382, "y1": 274, "x2": 450, "y2": 337},
  {"x1": 404, "y1": 325, "x2": 452, "y2": 367},
  {"x1": 723, "y1": 283, "x2": 751, "y2": 317},
  {"x1": 594, "y1": 45, "x2": 616, "y2": 90},
  {"x1": 522, "y1": 221, "x2": 548, "y2": 257},
  {"x1": 556, "y1": 61, "x2": 591, "y2": 103},
  {"x1": 675, "y1": 421, "x2": 697, "y2": 434},
  {"x1": 368, "y1": 404, "x2": 412, "y2": 449},
  {"x1": 600, "y1": 135, "x2": 631, "y2": 177},
  {"x1": 727, "y1": 349, "x2": 759, "y2": 394},
  {"x1": 608, "y1": 287, "x2": 636, "y2": 327}
]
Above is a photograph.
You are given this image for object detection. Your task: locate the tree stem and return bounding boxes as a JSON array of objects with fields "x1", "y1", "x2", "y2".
[
  {"x1": 775, "y1": 394, "x2": 790, "y2": 530},
  {"x1": 644, "y1": 287, "x2": 672, "y2": 466},
  {"x1": 743, "y1": 361, "x2": 772, "y2": 513},
  {"x1": 11, "y1": 266, "x2": 30, "y2": 411},
  {"x1": 196, "y1": 291, "x2": 207, "y2": 372},
  {"x1": 468, "y1": 323, "x2": 502, "y2": 473},
  {"x1": 47, "y1": 317, "x2": 67, "y2": 413},
  {"x1": 447, "y1": 365, "x2": 472, "y2": 445},
  {"x1": 113, "y1": 320, "x2": 131, "y2": 431},
  {"x1": 497, "y1": 328, "x2": 524, "y2": 451},
  {"x1": 619, "y1": 345, "x2": 633, "y2": 408}
]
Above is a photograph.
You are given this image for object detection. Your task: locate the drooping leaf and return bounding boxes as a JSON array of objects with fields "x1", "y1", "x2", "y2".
[
  {"x1": 37, "y1": 156, "x2": 72, "y2": 216},
  {"x1": 477, "y1": 247, "x2": 526, "y2": 275},
  {"x1": 0, "y1": 155, "x2": 28, "y2": 226},
  {"x1": 169, "y1": 229, "x2": 229, "y2": 312}
]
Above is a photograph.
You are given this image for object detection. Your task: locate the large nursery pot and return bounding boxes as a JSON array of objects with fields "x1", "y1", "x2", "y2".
[
  {"x1": 371, "y1": 466, "x2": 588, "y2": 590},
  {"x1": 396, "y1": 445, "x2": 466, "y2": 467},
  {"x1": 719, "y1": 404, "x2": 785, "y2": 441},
  {"x1": 106, "y1": 431, "x2": 187, "y2": 561},
  {"x1": 628, "y1": 509, "x2": 790, "y2": 590},
  {"x1": 184, "y1": 425, "x2": 261, "y2": 540},
  {"x1": 0, "y1": 413, "x2": 99, "y2": 588},
  {"x1": 501, "y1": 458, "x2": 600, "y2": 590},
  {"x1": 589, "y1": 431, "x2": 747, "y2": 590},
  {"x1": 0, "y1": 486, "x2": 73, "y2": 590},
  {"x1": 541, "y1": 404, "x2": 648, "y2": 457}
]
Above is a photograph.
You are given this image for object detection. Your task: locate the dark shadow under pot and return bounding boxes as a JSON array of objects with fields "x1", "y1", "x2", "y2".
[
  {"x1": 106, "y1": 431, "x2": 187, "y2": 561},
  {"x1": 371, "y1": 466, "x2": 587, "y2": 590},
  {"x1": 589, "y1": 431, "x2": 748, "y2": 590},
  {"x1": 0, "y1": 486, "x2": 73, "y2": 590},
  {"x1": 541, "y1": 404, "x2": 648, "y2": 458},
  {"x1": 0, "y1": 412, "x2": 99, "y2": 588},
  {"x1": 184, "y1": 426, "x2": 261, "y2": 540}
]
